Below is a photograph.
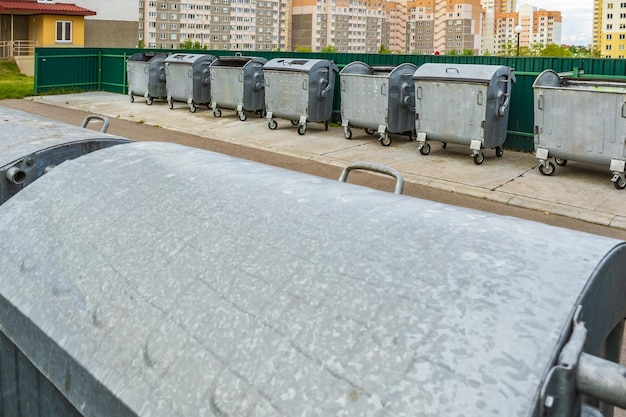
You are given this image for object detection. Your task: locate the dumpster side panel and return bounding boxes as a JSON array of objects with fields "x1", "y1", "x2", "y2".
[
  {"x1": 165, "y1": 63, "x2": 193, "y2": 103},
  {"x1": 534, "y1": 87, "x2": 626, "y2": 165},
  {"x1": 146, "y1": 57, "x2": 167, "y2": 99},
  {"x1": 126, "y1": 61, "x2": 149, "y2": 97},
  {"x1": 211, "y1": 67, "x2": 244, "y2": 109},
  {"x1": 265, "y1": 70, "x2": 308, "y2": 120},
  {"x1": 242, "y1": 63, "x2": 266, "y2": 111},
  {"x1": 307, "y1": 65, "x2": 336, "y2": 122},
  {"x1": 191, "y1": 61, "x2": 212, "y2": 105},
  {"x1": 416, "y1": 81, "x2": 485, "y2": 144},
  {"x1": 341, "y1": 74, "x2": 388, "y2": 130},
  {"x1": 387, "y1": 71, "x2": 416, "y2": 134}
]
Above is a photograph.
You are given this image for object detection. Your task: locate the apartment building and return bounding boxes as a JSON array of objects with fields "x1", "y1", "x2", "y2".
[
  {"x1": 292, "y1": 0, "x2": 387, "y2": 53},
  {"x1": 481, "y1": 0, "x2": 515, "y2": 54},
  {"x1": 139, "y1": 0, "x2": 288, "y2": 51},
  {"x1": 593, "y1": 0, "x2": 626, "y2": 58},
  {"x1": 405, "y1": 0, "x2": 482, "y2": 55},
  {"x1": 490, "y1": 4, "x2": 560, "y2": 54}
]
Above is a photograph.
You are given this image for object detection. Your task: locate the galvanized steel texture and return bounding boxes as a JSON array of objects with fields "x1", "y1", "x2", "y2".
[{"x1": 0, "y1": 106, "x2": 130, "y2": 205}]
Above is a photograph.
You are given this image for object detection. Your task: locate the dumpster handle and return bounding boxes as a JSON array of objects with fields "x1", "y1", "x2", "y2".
[
  {"x1": 338, "y1": 162, "x2": 404, "y2": 195},
  {"x1": 81, "y1": 114, "x2": 110, "y2": 133},
  {"x1": 537, "y1": 94, "x2": 544, "y2": 111},
  {"x1": 622, "y1": 102, "x2": 626, "y2": 118},
  {"x1": 445, "y1": 67, "x2": 460, "y2": 74}
]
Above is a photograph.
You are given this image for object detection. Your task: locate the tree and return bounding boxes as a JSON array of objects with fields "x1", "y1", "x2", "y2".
[
  {"x1": 137, "y1": 39, "x2": 145, "y2": 49},
  {"x1": 445, "y1": 49, "x2": 459, "y2": 55},
  {"x1": 320, "y1": 44, "x2": 338, "y2": 53},
  {"x1": 540, "y1": 43, "x2": 573, "y2": 57},
  {"x1": 378, "y1": 44, "x2": 391, "y2": 54},
  {"x1": 462, "y1": 49, "x2": 474, "y2": 56},
  {"x1": 294, "y1": 45, "x2": 312, "y2": 52}
]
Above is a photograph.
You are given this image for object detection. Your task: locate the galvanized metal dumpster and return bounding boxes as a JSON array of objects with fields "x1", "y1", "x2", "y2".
[
  {"x1": 0, "y1": 140, "x2": 624, "y2": 417},
  {"x1": 414, "y1": 63, "x2": 515, "y2": 164},
  {"x1": 533, "y1": 69, "x2": 626, "y2": 189},
  {"x1": 340, "y1": 61, "x2": 417, "y2": 146},
  {"x1": 264, "y1": 58, "x2": 338, "y2": 135},
  {"x1": 210, "y1": 56, "x2": 267, "y2": 121},
  {"x1": 0, "y1": 106, "x2": 130, "y2": 205},
  {"x1": 126, "y1": 52, "x2": 168, "y2": 105},
  {"x1": 164, "y1": 53, "x2": 217, "y2": 113}
]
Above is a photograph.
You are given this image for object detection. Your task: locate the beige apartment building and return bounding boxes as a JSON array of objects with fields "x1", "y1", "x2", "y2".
[
  {"x1": 137, "y1": 0, "x2": 562, "y2": 55},
  {"x1": 593, "y1": 0, "x2": 626, "y2": 58}
]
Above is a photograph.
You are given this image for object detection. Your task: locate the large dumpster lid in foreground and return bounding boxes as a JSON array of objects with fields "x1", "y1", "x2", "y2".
[
  {"x1": 0, "y1": 142, "x2": 624, "y2": 417},
  {"x1": 413, "y1": 62, "x2": 515, "y2": 84}
]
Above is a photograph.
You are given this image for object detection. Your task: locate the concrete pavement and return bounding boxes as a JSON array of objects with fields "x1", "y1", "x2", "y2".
[{"x1": 20, "y1": 91, "x2": 626, "y2": 232}]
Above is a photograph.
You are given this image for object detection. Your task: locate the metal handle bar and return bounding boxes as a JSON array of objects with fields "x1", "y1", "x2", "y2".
[
  {"x1": 81, "y1": 114, "x2": 110, "y2": 133},
  {"x1": 338, "y1": 162, "x2": 404, "y2": 195}
]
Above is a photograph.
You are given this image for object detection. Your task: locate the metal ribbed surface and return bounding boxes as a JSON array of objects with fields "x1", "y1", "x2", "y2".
[{"x1": 0, "y1": 141, "x2": 623, "y2": 417}]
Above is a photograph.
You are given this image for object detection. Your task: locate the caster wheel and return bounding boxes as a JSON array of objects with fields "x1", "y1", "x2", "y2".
[
  {"x1": 473, "y1": 152, "x2": 485, "y2": 165},
  {"x1": 168, "y1": 100, "x2": 173, "y2": 110},
  {"x1": 239, "y1": 112, "x2": 247, "y2": 121},
  {"x1": 130, "y1": 95, "x2": 135, "y2": 103},
  {"x1": 441, "y1": 142, "x2": 447, "y2": 149},
  {"x1": 258, "y1": 109, "x2": 266, "y2": 118},
  {"x1": 365, "y1": 128, "x2": 376, "y2": 135},
  {"x1": 146, "y1": 97, "x2": 153, "y2": 106},
  {"x1": 207, "y1": 103, "x2": 211, "y2": 110},
  {"x1": 495, "y1": 146, "x2": 503, "y2": 157},
  {"x1": 344, "y1": 127, "x2": 352, "y2": 140},
  {"x1": 324, "y1": 120, "x2": 329, "y2": 131},
  {"x1": 538, "y1": 161, "x2": 556, "y2": 176},
  {"x1": 297, "y1": 124, "x2": 306, "y2": 135},
  {"x1": 419, "y1": 142, "x2": 431, "y2": 155},
  {"x1": 555, "y1": 158, "x2": 568, "y2": 167},
  {"x1": 614, "y1": 177, "x2": 626, "y2": 190},
  {"x1": 189, "y1": 104, "x2": 197, "y2": 113},
  {"x1": 380, "y1": 135, "x2": 391, "y2": 147},
  {"x1": 213, "y1": 108, "x2": 222, "y2": 118},
  {"x1": 268, "y1": 119, "x2": 278, "y2": 130},
  {"x1": 290, "y1": 120, "x2": 299, "y2": 126}
]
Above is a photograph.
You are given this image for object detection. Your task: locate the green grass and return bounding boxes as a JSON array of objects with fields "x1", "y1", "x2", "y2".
[{"x1": 0, "y1": 58, "x2": 34, "y2": 99}]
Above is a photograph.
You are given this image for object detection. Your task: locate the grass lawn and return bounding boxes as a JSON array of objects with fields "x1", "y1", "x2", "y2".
[{"x1": 0, "y1": 58, "x2": 34, "y2": 99}]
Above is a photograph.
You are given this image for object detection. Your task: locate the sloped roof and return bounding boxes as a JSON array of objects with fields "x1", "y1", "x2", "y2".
[{"x1": 0, "y1": 0, "x2": 96, "y2": 16}]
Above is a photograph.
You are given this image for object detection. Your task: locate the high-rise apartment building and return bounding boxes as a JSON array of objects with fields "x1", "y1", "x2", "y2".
[
  {"x1": 593, "y1": 0, "x2": 626, "y2": 58},
  {"x1": 405, "y1": 0, "x2": 482, "y2": 55},
  {"x1": 139, "y1": 0, "x2": 288, "y2": 51},
  {"x1": 291, "y1": 0, "x2": 387, "y2": 53},
  {"x1": 481, "y1": 0, "x2": 515, "y2": 54}
]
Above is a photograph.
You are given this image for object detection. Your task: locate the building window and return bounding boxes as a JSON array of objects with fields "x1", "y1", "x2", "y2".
[{"x1": 56, "y1": 21, "x2": 72, "y2": 43}]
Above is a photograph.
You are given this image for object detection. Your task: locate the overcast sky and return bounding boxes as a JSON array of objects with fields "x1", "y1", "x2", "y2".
[{"x1": 518, "y1": 1, "x2": 593, "y2": 46}]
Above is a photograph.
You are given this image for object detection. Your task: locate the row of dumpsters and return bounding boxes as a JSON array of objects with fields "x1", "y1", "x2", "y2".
[
  {"x1": 128, "y1": 52, "x2": 626, "y2": 189},
  {"x1": 0, "y1": 104, "x2": 625, "y2": 417}
]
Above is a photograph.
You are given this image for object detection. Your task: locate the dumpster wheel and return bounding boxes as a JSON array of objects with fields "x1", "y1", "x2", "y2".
[
  {"x1": 380, "y1": 135, "x2": 391, "y2": 147},
  {"x1": 298, "y1": 124, "x2": 307, "y2": 135},
  {"x1": 419, "y1": 142, "x2": 431, "y2": 155},
  {"x1": 268, "y1": 119, "x2": 278, "y2": 130},
  {"x1": 613, "y1": 176, "x2": 626, "y2": 190},
  {"x1": 130, "y1": 95, "x2": 135, "y2": 103},
  {"x1": 555, "y1": 158, "x2": 568, "y2": 167},
  {"x1": 290, "y1": 120, "x2": 299, "y2": 126},
  {"x1": 213, "y1": 108, "x2": 222, "y2": 118},
  {"x1": 539, "y1": 161, "x2": 556, "y2": 176},
  {"x1": 146, "y1": 97, "x2": 154, "y2": 106},
  {"x1": 168, "y1": 100, "x2": 174, "y2": 110},
  {"x1": 238, "y1": 112, "x2": 247, "y2": 121},
  {"x1": 473, "y1": 152, "x2": 485, "y2": 165},
  {"x1": 344, "y1": 127, "x2": 352, "y2": 140},
  {"x1": 189, "y1": 104, "x2": 197, "y2": 113},
  {"x1": 365, "y1": 128, "x2": 376, "y2": 135},
  {"x1": 495, "y1": 146, "x2": 503, "y2": 158}
]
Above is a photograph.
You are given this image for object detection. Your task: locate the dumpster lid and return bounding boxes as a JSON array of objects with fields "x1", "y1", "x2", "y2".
[
  {"x1": 127, "y1": 52, "x2": 168, "y2": 62},
  {"x1": 413, "y1": 63, "x2": 513, "y2": 83},
  {"x1": 264, "y1": 58, "x2": 338, "y2": 73},
  {"x1": 211, "y1": 56, "x2": 268, "y2": 67},
  {"x1": 163, "y1": 53, "x2": 217, "y2": 64},
  {"x1": 1, "y1": 141, "x2": 624, "y2": 417},
  {"x1": 0, "y1": 106, "x2": 129, "y2": 169}
]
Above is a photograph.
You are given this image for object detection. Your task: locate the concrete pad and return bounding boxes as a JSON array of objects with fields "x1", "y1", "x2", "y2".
[{"x1": 26, "y1": 91, "x2": 626, "y2": 231}]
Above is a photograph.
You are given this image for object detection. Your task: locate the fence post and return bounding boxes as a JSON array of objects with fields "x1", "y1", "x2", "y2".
[
  {"x1": 122, "y1": 52, "x2": 127, "y2": 94},
  {"x1": 97, "y1": 49, "x2": 102, "y2": 91}
]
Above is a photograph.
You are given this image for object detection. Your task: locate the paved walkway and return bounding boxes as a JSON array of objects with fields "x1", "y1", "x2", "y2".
[{"x1": 23, "y1": 91, "x2": 626, "y2": 232}]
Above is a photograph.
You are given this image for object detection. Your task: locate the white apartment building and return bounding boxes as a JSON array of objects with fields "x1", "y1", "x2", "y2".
[{"x1": 139, "y1": 0, "x2": 288, "y2": 51}]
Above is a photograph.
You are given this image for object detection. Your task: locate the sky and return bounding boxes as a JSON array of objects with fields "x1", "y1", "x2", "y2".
[{"x1": 519, "y1": 1, "x2": 593, "y2": 46}]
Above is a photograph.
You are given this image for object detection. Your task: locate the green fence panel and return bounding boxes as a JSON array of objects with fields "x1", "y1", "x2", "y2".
[{"x1": 33, "y1": 47, "x2": 626, "y2": 152}]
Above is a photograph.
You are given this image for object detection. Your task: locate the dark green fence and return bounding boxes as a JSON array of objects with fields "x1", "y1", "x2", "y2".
[{"x1": 34, "y1": 47, "x2": 626, "y2": 151}]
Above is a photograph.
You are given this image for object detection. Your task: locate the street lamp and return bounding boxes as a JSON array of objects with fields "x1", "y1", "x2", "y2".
[{"x1": 514, "y1": 24, "x2": 523, "y2": 56}]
